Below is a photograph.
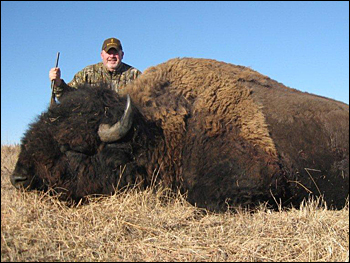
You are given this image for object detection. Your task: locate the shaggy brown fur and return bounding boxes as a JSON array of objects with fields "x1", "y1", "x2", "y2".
[{"x1": 122, "y1": 58, "x2": 349, "y2": 209}]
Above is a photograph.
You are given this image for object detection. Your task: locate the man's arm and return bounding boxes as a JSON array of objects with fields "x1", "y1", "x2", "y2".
[
  {"x1": 50, "y1": 68, "x2": 86, "y2": 100},
  {"x1": 52, "y1": 80, "x2": 76, "y2": 100}
]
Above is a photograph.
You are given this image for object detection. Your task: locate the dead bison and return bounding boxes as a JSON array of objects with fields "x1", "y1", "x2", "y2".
[{"x1": 10, "y1": 58, "x2": 349, "y2": 211}]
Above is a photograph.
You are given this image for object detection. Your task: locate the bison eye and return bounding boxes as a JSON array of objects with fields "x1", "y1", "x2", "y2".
[{"x1": 60, "y1": 144, "x2": 70, "y2": 153}]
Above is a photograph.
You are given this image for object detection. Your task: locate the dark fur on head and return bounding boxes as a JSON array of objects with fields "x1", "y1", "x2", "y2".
[{"x1": 13, "y1": 84, "x2": 161, "y2": 202}]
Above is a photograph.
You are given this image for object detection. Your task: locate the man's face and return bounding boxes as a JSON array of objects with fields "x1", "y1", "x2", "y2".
[{"x1": 101, "y1": 48, "x2": 124, "y2": 71}]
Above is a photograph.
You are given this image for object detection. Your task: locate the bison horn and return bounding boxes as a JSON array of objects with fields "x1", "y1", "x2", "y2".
[{"x1": 98, "y1": 94, "x2": 133, "y2": 142}]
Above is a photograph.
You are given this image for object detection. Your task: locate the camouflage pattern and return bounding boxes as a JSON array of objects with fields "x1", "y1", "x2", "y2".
[{"x1": 54, "y1": 62, "x2": 141, "y2": 100}]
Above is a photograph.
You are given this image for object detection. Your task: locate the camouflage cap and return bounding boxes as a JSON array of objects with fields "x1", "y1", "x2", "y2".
[{"x1": 102, "y1": 37, "x2": 123, "y2": 52}]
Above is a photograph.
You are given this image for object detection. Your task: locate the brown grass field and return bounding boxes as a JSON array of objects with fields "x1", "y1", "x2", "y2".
[{"x1": 1, "y1": 144, "x2": 349, "y2": 262}]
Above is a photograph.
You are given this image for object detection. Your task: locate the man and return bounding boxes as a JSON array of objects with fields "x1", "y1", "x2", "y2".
[{"x1": 49, "y1": 37, "x2": 142, "y2": 100}]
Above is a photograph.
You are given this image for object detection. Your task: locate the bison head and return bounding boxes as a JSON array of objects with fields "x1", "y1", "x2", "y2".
[{"x1": 10, "y1": 85, "x2": 157, "y2": 202}]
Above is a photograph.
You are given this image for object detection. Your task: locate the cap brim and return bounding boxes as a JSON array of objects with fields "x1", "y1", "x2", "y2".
[{"x1": 104, "y1": 45, "x2": 121, "y2": 52}]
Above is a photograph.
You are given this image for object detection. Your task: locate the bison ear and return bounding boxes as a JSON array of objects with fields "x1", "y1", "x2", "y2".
[{"x1": 98, "y1": 94, "x2": 133, "y2": 142}]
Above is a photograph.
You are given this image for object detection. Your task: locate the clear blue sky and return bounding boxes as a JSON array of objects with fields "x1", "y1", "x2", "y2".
[{"x1": 1, "y1": 1, "x2": 349, "y2": 145}]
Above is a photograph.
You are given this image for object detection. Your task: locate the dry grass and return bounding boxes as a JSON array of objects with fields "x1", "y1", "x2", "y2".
[{"x1": 1, "y1": 144, "x2": 349, "y2": 262}]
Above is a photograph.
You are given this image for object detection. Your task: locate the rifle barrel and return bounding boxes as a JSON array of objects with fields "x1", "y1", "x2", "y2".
[{"x1": 51, "y1": 52, "x2": 60, "y2": 90}]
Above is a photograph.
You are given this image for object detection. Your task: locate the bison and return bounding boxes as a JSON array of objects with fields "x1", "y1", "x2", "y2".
[{"x1": 10, "y1": 58, "x2": 349, "y2": 211}]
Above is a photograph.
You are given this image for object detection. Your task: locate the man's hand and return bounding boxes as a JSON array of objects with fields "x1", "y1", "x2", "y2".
[{"x1": 49, "y1": 67, "x2": 62, "y2": 87}]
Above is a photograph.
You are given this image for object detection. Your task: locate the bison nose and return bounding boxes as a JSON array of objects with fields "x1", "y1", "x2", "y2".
[{"x1": 10, "y1": 173, "x2": 30, "y2": 189}]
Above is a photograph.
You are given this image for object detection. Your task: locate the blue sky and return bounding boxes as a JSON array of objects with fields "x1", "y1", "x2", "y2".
[{"x1": 1, "y1": 1, "x2": 349, "y2": 145}]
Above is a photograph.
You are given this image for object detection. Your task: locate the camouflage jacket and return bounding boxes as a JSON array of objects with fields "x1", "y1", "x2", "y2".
[{"x1": 54, "y1": 62, "x2": 142, "y2": 100}]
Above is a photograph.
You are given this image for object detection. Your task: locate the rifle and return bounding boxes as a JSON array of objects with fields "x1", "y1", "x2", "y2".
[{"x1": 50, "y1": 52, "x2": 60, "y2": 109}]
